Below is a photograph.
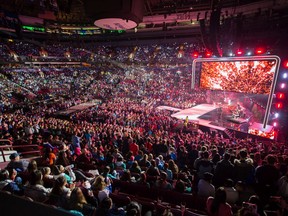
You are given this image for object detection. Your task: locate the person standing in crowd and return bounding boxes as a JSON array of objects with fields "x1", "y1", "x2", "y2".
[
  {"x1": 255, "y1": 154, "x2": 280, "y2": 205},
  {"x1": 197, "y1": 172, "x2": 215, "y2": 199},
  {"x1": 72, "y1": 131, "x2": 82, "y2": 153},
  {"x1": 234, "y1": 149, "x2": 255, "y2": 185},
  {"x1": 213, "y1": 152, "x2": 235, "y2": 187},
  {"x1": 196, "y1": 150, "x2": 214, "y2": 181},
  {"x1": 129, "y1": 138, "x2": 139, "y2": 156},
  {"x1": 277, "y1": 169, "x2": 288, "y2": 201}
]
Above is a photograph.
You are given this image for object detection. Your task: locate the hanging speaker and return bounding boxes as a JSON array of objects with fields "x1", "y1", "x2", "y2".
[
  {"x1": 83, "y1": 0, "x2": 144, "y2": 30},
  {"x1": 209, "y1": 9, "x2": 222, "y2": 57},
  {"x1": 199, "y1": 19, "x2": 210, "y2": 51}
]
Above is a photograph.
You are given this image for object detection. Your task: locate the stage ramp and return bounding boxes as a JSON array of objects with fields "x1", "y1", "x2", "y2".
[{"x1": 159, "y1": 104, "x2": 226, "y2": 131}]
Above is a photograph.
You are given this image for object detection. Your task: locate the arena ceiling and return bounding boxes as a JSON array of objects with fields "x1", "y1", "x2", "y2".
[
  {"x1": 0, "y1": 0, "x2": 288, "y2": 46},
  {"x1": 0, "y1": 0, "x2": 286, "y2": 24}
]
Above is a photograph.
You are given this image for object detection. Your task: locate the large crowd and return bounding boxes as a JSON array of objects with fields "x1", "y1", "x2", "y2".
[{"x1": 0, "y1": 40, "x2": 287, "y2": 216}]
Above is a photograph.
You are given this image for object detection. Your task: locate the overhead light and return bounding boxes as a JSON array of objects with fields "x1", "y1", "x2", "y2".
[{"x1": 84, "y1": 0, "x2": 144, "y2": 30}]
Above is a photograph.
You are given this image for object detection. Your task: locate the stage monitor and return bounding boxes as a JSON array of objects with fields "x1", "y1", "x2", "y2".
[{"x1": 191, "y1": 56, "x2": 281, "y2": 130}]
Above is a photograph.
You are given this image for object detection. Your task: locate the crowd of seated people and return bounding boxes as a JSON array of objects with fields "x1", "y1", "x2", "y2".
[
  {"x1": 0, "y1": 40, "x2": 287, "y2": 216},
  {"x1": 1, "y1": 39, "x2": 205, "y2": 65},
  {"x1": 0, "y1": 41, "x2": 15, "y2": 62}
]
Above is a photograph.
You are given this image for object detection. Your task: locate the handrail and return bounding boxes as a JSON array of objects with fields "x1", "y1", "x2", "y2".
[
  {"x1": 0, "y1": 139, "x2": 12, "y2": 144},
  {"x1": 0, "y1": 144, "x2": 41, "y2": 163}
]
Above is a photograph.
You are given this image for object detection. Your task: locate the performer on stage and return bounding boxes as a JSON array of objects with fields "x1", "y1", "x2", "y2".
[
  {"x1": 217, "y1": 107, "x2": 223, "y2": 120},
  {"x1": 233, "y1": 103, "x2": 245, "y2": 119},
  {"x1": 184, "y1": 116, "x2": 189, "y2": 127}
]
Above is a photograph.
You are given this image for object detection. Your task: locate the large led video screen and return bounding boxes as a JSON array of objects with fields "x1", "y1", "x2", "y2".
[
  {"x1": 199, "y1": 60, "x2": 277, "y2": 95},
  {"x1": 191, "y1": 56, "x2": 281, "y2": 139}
]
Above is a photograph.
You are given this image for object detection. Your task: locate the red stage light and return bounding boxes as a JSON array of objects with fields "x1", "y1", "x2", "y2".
[
  {"x1": 236, "y1": 50, "x2": 243, "y2": 55},
  {"x1": 205, "y1": 51, "x2": 212, "y2": 57},
  {"x1": 255, "y1": 48, "x2": 265, "y2": 54},
  {"x1": 275, "y1": 102, "x2": 283, "y2": 109},
  {"x1": 284, "y1": 60, "x2": 288, "y2": 68},
  {"x1": 192, "y1": 51, "x2": 199, "y2": 58},
  {"x1": 276, "y1": 93, "x2": 285, "y2": 99},
  {"x1": 273, "y1": 122, "x2": 277, "y2": 127}
]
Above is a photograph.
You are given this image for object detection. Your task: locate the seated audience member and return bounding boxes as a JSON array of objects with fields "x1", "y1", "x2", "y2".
[
  {"x1": 126, "y1": 201, "x2": 143, "y2": 216},
  {"x1": 235, "y1": 181, "x2": 256, "y2": 206},
  {"x1": 120, "y1": 170, "x2": 135, "y2": 183},
  {"x1": 46, "y1": 175, "x2": 74, "y2": 209},
  {"x1": 0, "y1": 168, "x2": 23, "y2": 195},
  {"x1": 197, "y1": 172, "x2": 215, "y2": 199},
  {"x1": 129, "y1": 161, "x2": 142, "y2": 175},
  {"x1": 79, "y1": 180, "x2": 99, "y2": 207},
  {"x1": 154, "y1": 171, "x2": 173, "y2": 190},
  {"x1": 55, "y1": 150, "x2": 71, "y2": 167},
  {"x1": 41, "y1": 139, "x2": 57, "y2": 166},
  {"x1": 125, "y1": 155, "x2": 135, "y2": 170},
  {"x1": 51, "y1": 164, "x2": 76, "y2": 185},
  {"x1": 135, "y1": 172, "x2": 150, "y2": 188},
  {"x1": 95, "y1": 197, "x2": 125, "y2": 216},
  {"x1": 163, "y1": 162, "x2": 173, "y2": 181},
  {"x1": 177, "y1": 171, "x2": 192, "y2": 192},
  {"x1": 206, "y1": 187, "x2": 233, "y2": 216},
  {"x1": 75, "y1": 147, "x2": 97, "y2": 171},
  {"x1": 100, "y1": 166, "x2": 114, "y2": 192},
  {"x1": 6, "y1": 152, "x2": 29, "y2": 172},
  {"x1": 138, "y1": 154, "x2": 151, "y2": 169},
  {"x1": 20, "y1": 159, "x2": 38, "y2": 185},
  {"x1": 168, "y1": 159, "x2": 179, "y2": 178},
  {"x1": 237, "y1": 201, "x2": 259, "y2": 216},
  {"x1": 92, "y1": 175, "x2": 110, "y2": 203},
  {"x1": 68, "y1": 187, "x2": 96, "y2": 216},
  {"x1": 24, "y1": 170, "x2": 52, "y2": 202},
  {"x1": 146, "y1": 159, "x2": 160, "y2": 178},
  {"x1": 174, "y1": 179, "x2": 186, "y2": 193},
  {"x1": 42, "y1": 166, "x2": 56, "y2": 188},
  {"x1": 95, "y1": 197, "x2": 113, "y2": 216},
  {"x1": 248, "y1": 195, "x2": 267, "y2": 216},
  {"x1": 223, "y1": 178, "x2": 239, "y2": 205},
  {"x1": 114, "y1": 155, "x2": 126, "y2": 172}
]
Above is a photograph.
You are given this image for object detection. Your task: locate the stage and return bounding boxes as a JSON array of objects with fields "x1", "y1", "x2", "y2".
[
  {"x1": 54, "y1": 99, "x2": 102, "y2": 117},
  {"x1": 157, "y1": 104, "x2": 274, "y2": 137},
  {"x1": 158, "y1": 104, "x2": 227, "y2": 131}
]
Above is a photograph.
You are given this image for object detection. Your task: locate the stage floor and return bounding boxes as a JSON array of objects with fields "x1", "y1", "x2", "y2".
[
  {"x1": 161, "y1": 104, "x2": 227, "y2": 131},
  {"x1": 157, "y1": 103, "x2": 273, "y2": 134},
  {"x1": 55, "y1": 99, "x2": 102, "y2": 116}
]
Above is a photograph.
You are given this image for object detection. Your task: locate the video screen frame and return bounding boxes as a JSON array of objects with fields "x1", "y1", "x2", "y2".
[{"x1": 191, "y1": 55, "x2": 281, "y2": 129}]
